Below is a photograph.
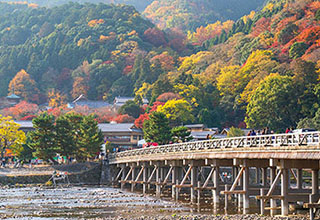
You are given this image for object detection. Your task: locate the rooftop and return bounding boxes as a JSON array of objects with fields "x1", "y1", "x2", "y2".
[{"x1": 98, "y1": 123, "x2": 142, "y2": 133}]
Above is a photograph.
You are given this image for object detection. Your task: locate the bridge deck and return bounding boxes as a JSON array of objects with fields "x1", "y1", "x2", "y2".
[{"x1": 109, "y1": 132, "x2": 320, "y2": 164}]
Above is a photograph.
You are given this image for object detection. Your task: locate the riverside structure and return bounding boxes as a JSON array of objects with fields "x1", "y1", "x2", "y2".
[{"x1": 109, "y1": 132, "x2": 320, "y2": 219}]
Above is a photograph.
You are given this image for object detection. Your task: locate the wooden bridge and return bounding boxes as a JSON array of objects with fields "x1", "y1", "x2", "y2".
[{"x1": 108, "y1": 132, "x2": 320, "y2": 219}]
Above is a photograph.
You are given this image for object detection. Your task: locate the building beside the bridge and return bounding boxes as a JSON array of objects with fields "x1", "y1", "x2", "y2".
[{"x1": 99, "y1": 123, "x2": 143, "y2": 150}]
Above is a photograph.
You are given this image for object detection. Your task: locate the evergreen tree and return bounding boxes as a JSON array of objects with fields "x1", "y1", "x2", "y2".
[
  {"x1": 29, "y1": 113, "x2": 58, "y2": 164},
  {"x1": 78, "y1": 115, "x2": 104, "y2": 161},
  {"x1": 143, "y1": 111, "x2": 172, "y2": 145}
]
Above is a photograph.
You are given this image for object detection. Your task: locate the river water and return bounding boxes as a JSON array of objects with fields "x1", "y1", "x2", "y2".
[{"x1": 0, "y1": 186, "x2": 193, "y2": 219}]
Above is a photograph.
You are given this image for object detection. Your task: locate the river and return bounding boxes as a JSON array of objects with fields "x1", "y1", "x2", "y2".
[{"x1": 0, "y1": 186, "x2": 191, "y2": 219}]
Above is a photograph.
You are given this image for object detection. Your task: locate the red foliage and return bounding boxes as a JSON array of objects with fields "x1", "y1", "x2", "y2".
[
  {"x1": 168, "y1": 38, "x2": 186, "y2": 53},
  {"x1": 149, "y1": 101, "x2": 165, "y2": 112},
  {"x1": 150, "y1": 53, "x2": 175, "y2": 71},
  {"x1": 143, "y1": 28, "x2": 167, "y2": 47},
  {"x1": 20, "y1": 115, "x2": 37, "y2": 121},
  {"x1": 47, "y1": 107, "x2": 69, "y2": 118},
  {"x1": 1, "y1": 101, "x2": 39, "y2": 120},
  {"x1": 134, "y1": 113, "x2": 150, "y2": 128},
  {"x1": 250, "y1": 17, "x2": 271, "y2": 37},
  {"x1": 113, "y1": 114, "x2": 135, "y2": 123},
  {"x1": 103, "y1": 60, "x2": 113, "y2": 65},
  {"x1": 156, "y1": 92, "x2": 181, "y2": 102},
  {"x1": 285, "y1": 26, "x2": 320, "y2": 50},
  {"x1": 123, "y1": 65, "x2": 133, "y2": 75}
]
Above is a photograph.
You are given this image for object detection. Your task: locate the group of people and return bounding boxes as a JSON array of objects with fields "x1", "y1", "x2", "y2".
[{"x1": 247, "y1": 127, "x2": 273, "y2": 136}]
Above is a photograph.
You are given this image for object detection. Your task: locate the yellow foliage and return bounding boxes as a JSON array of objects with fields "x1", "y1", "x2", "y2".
[
  {"x1": 174, "y1": 84, "x2": 199, "y2": 107},
  {"x1": 157, "y1": 99, "x2": 194, "y2": 123},
  {"x1": 216, "y1": 65, "x2": 241, "y2": 96},
  {"x1": 48, "y1": 89, "x2": 66, "y2": 108},
  {"x1": 0, "y1": 115, "x2": 26, "y2": 158},
  {"x1": 135, "y1": 83, "x2": 153, "y2": 99},
  {"x1": 263, "y1": 3, "x2": 274, "y2": 12},
  {"x1": 77, "y1": 38, "x2": 84, "y2": 47}
]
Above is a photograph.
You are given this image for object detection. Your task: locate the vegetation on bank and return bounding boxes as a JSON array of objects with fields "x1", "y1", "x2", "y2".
[{"x1": 1, "y1": 0, "x2": 320, "y2": 135}]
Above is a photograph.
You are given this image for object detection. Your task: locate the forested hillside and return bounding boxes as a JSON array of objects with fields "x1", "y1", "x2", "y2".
[
  {"x1": 0, "y1": 2, "x2": 177, "y2": 102},
  {"x1": 160, "y1": 0, "x2": 320, "y2": 131},
  {"x1": 143, "y1": 0, "x2": 266, "y2": 31},
  {"x1": 0, "y1": 0, "x2": 154, "y2": 11},
  {"x1": 2, "y1": 0, "x2": 320, "y2": 133}
]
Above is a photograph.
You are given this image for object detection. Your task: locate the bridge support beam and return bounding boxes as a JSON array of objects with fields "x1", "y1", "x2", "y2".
[
  {"x1": 243, "y1": 165, "x2": 250, "y2": 214},
  {"x1": 281, "y1": 168, "x2": 289, "y2": 216}
]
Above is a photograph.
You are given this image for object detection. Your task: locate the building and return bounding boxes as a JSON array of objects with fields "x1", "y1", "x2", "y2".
[
  {"x1": 68, "y1": 94, "x2": 110, "y2": 109},
  {"x1": 15, "y1": 120, "x2": 34, "y2": 133},
  {"x1": 113, "y1": 96, "x2": 148, "y2": 107},
  {"x1": 99, "y1": 123, "x2": 143, "y2": 149},
  {"x1": 185, "y1": 124, "x2": 221, "y2": 141}
]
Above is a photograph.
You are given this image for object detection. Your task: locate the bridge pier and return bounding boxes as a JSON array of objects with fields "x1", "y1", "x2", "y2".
[{"x1": 110, "y1": 131, "x2": 320, "y2": 219}]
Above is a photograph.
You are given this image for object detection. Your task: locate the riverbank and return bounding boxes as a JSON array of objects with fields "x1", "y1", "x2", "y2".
[{"x1": 0, "y1": 162, "x2": 102, "y2": 185}]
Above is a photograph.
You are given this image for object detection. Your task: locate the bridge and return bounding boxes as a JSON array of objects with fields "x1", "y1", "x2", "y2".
[{"x1": 108, "y1": 132, "x2": 320, "y2": 219}]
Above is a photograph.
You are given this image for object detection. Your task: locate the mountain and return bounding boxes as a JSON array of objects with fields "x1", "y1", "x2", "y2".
[
  {"x1": 0, "y1": 2, "x2": 161, "y2": 101},
  {"x1": 0, "y1": 0, "x2": 154, "y2": 11},
  {"x1": 168, "y1": 0, "x2": 320, "y2": 129},
  {"x1": 143, "y1": 0, "x2": 266, "y2": 31}
]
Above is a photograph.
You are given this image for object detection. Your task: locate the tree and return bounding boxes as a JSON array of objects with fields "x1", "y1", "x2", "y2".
[
  {"x1": 1, "y1": 101, "x2": 39, "y2": 120},
  {"x1": 245, "y1": 74, "x2": 299, "y2": 132},
  {"x1": 77, "y1": 115, "x2": 104, "y2": 161},
  {"x1": 8, "y1": 69, "x2": 40, "y2": 103},
  {"x1": 171, "y1": 126, "x2": 192, "y2": 143},
  {"x1": 15, "y1": 134, "x2": 34, "y2": 162},
  {"x1": 48, "y1": 89, "x2": 66, "y2": 108},
  {"x1": 0, "y1": 115, "x2": 26, "y2": 160},
  {"x1": 55, "y1": 114, "x2": 76, "y2": 159},
  {"x1": 29, "y1": 113, "x2": 58, "y2": 164},
  {"x1": 157, "y1": 99, "x2": 194, "y2": 126},
  {"x1": 118, "y1": 100, "x2": 142, "y2": 118},
  {"x1": 227, "y1": 127, "x2": 244, "y2": 137},
  {"x1": 143, "y1": 112, "x2": 172, "y2": 145},
  {"x1": 289, "y1": 42, "x2": 308, "y2": 59}
]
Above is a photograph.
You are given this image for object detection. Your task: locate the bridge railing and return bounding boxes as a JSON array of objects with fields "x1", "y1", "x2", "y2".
[{"x1": 109, "y1": 131, "x2": 320, "y2": 160}]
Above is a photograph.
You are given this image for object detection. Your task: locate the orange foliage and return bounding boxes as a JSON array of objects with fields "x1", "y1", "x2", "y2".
[
  {"x1": 156, "y1": 92, "x2": 181, "y2": 102},
  {"x1": 150, "y1": 52, "x2": 175, "y2": 71},
  {"x1": 1, "y1": 101, "x2": 39, "y2": 120},
  {"x1": 188, "y1": 20, "x2": 234, "y2": 45},
  {"x1": 134, "y1": 113, "x2": 149, "y2": 128},
  {"x1": 8, "y1": 69, "x2": 40, "y2": 103},
  {"x1": 250, "y1": 17, "x2": 271, "y2": 37},
  {"x1": 88, "y1": 19, "x2": 105, "y2": 27},
  {"x1": 113, "y1": 114, "x2": 135, "y2": 123}
]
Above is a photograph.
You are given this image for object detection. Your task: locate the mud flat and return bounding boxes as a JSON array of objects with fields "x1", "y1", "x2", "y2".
[{"x1": 0, "y1": 185, "x2": 309, "y2": 220}]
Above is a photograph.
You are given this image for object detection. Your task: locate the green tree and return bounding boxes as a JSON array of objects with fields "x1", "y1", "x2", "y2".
[
  {"x1": 157, "y1": 99, "x2": 194, "y2": 126},
  {"x1": 77, "y1": 115, "x2": 104, "y2": 161},
  {"x1": 143, "y1": 111, "x2": 172, "y2": 145},
  {"x1": 0, "y1": 115, "x2": 26, "y2": 160},
  {"x1": 171, "y1": 126, "x2": 193, "y2": 143},
  {"x1": 245, "y1": 74, "x2": 299, "y2": 132},
  {"x1": 227, "y1": 127, "x2": 244, "y2": 137},
  {"x1": 16, "y1": 134, "x2": 35, "y2": 162},
  {"x1": 55, "y1": 114, "x2": 77, "y2": 159},
  {"x1": 118, "y1": 100, "x2": 141, "y2": 118},
  {"x1": 29, "y1": 113, "x2": 58, "y2": 164},
  {"x1": 289, "y1": 42, "x2": 308, "y2": 59}
]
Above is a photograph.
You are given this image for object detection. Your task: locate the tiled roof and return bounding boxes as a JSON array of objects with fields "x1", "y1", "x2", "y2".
[
  {"x1": 114, "y1": 97, "x2": 148, "y2": 105},
  {"x1": 98, "y1": 123, "x2": 142, "y2": 133},
  {"x1": 15, "y1": 121, "x2": 33, "y2": 128}
]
